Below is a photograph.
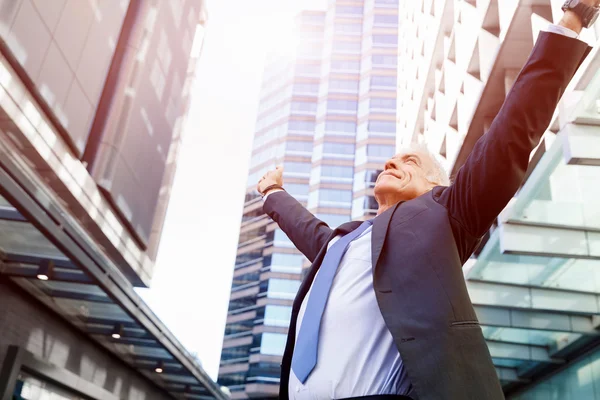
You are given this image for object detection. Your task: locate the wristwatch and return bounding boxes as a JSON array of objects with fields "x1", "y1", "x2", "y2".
[{"x1": 562, "y1": 0, "x2": 600, "y2": 29}]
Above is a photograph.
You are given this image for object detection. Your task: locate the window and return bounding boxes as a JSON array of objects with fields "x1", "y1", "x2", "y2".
[
  {"x1": 368, "y1": 144, "x2": 395, "y2": 158},
  {"x1": 336, "y1": 5, "x2": 363, "y2": 15},
  {"x1": 284, "y1": 162, "x2": 312, "y2": 174},
  {"x1": 325, "y1": 121, "x2": 356, "y2": 133},
  {"x1": 327, "y1": 100, "x2": 358, "y2": 112},
  {"x1": 373, "y1": 14, "x2": 398, "y2": 26},
  {"x1": 369, "y1": 120, "x2": 396, "y2": 133},
  {"x1": 316, "y1": 213, "x2": 351, "y2": 227},
  {"x1": 334, "y1": 23, "x2": 362, "y2": 34},
  {"x1": 270, "y1": 253, "x2": 304, "y2": 273},
  {"x1": 286, "y1": 183, "x2": 309, "y2": 197},
  {"x1": 286, "y1": 141, "x2": 313, "y2": 153},
  {"x1": 293, "y1": 82, "x2": 320, "y2": 94},
  {"x1": 273, "y1": 229, "x2": 294, "y2": 248},
  {"x1": 331, "y1": 60, "x2": 361, "y2": 72},
  {"x1": 295, "y1": 64, "x2": 321, "y2": 75},
  {"x1": 260, "y1": 332, "x2": 287, "y2": 355},
  {"x1": 372, "y1": 55, "x2": 397, "y2": 67},
  {"x1": 370, "y1": 97, "x2": 397, "y2": 110},
  {"x1": 321, "y1": 165, "x2": 354, "y2": 179},
  {"x1": 291, "y1": 102, "x2": 318, "y2": 113},
  {"x1": 333, "y1": 40, "x2": 361, "y2": 53},
  {"x1": 323, "y1": 142, "x2": 355, "y2": 155},
  {"x1": 329, "y1": 79, "x2": 359, "y2": 93},
  {"x1": 375, "y1": 0, "x2": 399, "y2": 6},
  {"x1": 371, "y1": 75, "x2": 397, "y2": 88},
  {"x1": 288, "y1": 120, "x2": 316, "y2": 132},
  {"x1": 264, "y1": 306, "x2": 292, "y2": 327},
  {"x1": 372, "y1": 34, "x2": 398, "y2": 46},
  {"x1": 320, "y1": 189, "x2": 352, "y2": 203},
  {"x1": 267, "y1": 279, "x2": 301, "y2": 299}
]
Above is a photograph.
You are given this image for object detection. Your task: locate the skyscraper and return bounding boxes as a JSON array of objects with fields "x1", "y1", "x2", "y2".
[
  {"x1": 219, "y1": 1, "x2": 400, "y2": 397},
  {"x1": 0, "y1": 1, "x2": 225, "y2": 398}
]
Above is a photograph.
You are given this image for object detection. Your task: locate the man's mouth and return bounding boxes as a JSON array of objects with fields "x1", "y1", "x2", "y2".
[{"x1": 378, "y1": 171, "x2": 403, "y2": 182}]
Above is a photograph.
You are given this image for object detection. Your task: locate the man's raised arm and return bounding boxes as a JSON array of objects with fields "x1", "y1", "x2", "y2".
[
  {"x1": 258, "y1": 167, "x2": 333, "y2": 262},
  {"x1": 437, "y1": 7, "x2": 594, "y2": 245}
]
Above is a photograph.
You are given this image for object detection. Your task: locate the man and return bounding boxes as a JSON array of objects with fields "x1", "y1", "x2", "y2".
[{"x1": 257, "y1": 3, "x2": 597, "y2": 399}]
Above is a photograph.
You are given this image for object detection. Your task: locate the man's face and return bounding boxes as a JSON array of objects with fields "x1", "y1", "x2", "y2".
[{"x1": 374, "y1": 149, "x2": 436, "y2": 204}]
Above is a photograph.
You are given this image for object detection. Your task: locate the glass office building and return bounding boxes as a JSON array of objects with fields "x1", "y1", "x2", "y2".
[
  {"x1": 218, "y1": 1, "x2": 400, "y2": 398},
  {"x1": 0, "y1": 0, "x2": 226, "y2": 398},
  {"x1": 397, "y1": 0, "x2": 600, "y2": 398}
]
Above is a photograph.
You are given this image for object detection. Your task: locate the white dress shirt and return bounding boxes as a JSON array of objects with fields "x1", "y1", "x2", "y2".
[{"x1": 288, "y1": 227, "x2": 412, "y2": 399}]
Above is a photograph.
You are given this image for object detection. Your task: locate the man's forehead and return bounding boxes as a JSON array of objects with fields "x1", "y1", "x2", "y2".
[{"x1": 393, "y1": 148, "x2": 427, "y2": 159}]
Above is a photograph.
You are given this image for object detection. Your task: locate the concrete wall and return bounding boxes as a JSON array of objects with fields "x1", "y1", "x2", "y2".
[{"x1": 0, "y1": 280, "x2": 171, "y2": 400}]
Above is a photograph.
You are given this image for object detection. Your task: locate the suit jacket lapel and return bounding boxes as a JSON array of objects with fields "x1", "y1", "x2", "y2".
[{"x1": 372, "y1": 202, "x2": 401, "y2": 272}]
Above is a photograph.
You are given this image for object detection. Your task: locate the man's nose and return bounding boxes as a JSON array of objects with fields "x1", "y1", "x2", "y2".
[{"x1": 384, "y1": 158, "x2": 398, "y2": 170}]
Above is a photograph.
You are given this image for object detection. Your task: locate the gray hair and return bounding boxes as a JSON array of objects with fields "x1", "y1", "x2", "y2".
[{"x1": 405, "y1": 142, "x2": 451, "y2": 187}]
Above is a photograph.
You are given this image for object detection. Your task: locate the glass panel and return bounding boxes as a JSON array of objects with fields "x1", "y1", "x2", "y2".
[
  {"x1": 0, "y1": 220, "x2": 67, "y2": 259},
  {"x1": 481, "y1": 326, "x2": 581, "y2": 347},
  {"x1": 260, "y1": 332, "x2": 287, "y2": 355},
  {"x1": 571, "y1": 68, "x2": 600, "y2": 125},
  {"x1": 267, "y1": 278, "x2": 301, "y2": 300},
  {"x1": 264, "y1": 305, "x2": 292, "y2": 327},
  {"x1": 467, "y1": 230, "x2": 600, "y2": 293},
  {"x1": 508, "y1": 139, "x2": 600, "y2": 230}
]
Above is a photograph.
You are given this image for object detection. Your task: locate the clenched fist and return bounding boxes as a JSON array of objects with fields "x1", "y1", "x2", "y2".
[{"x1": 257, "y1": 166, "x2": 284, "y2": 196}]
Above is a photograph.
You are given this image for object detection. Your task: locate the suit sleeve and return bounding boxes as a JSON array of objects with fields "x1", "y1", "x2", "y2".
[
  {"x1": 263, "y1": 191, "x2": 333, "y2": 262},
  {"x1": 437, "y1": 32, "x2": 591, "y2": 255}
]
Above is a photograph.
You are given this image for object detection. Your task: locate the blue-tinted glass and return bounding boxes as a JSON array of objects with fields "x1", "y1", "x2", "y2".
[
  {"x1": 334, "y1": 23, "x2": 362, "y2": 33},
  {"x1": 290, "y1": 102, "x2": 317, "y2": 113},
  {"x1": 292, "y1": 82, "x2": 319, "y2": 94},
  {"x1": 375, "y1": 0, "x2": 399, "y2": 6},
  {"x1": 331, "y1": 60, "x2": 361, "y2": 71},
  {"x1": 372, "y1": 34, "x2": 398, "y2": 45},
  {"x1": 284, "y1": 162, "x2": 311, "y2": 174},
  {"x1": 367, "y1": 144, "x2": 395, "y2": 158},
  {"x1": 368, "y1": 120, "x2": 396, "y2": 133},
  {"x1": 286, "y1": 141, "x2": 313, "y2": 152},
  {"x1": 264, "y1": 305, "x2": 292, "y2": 327},
  {"x1": 327, "y1": 100, "x2": 358, "y2": 112},
  {"x1": 371, "y1": 75, "x2": 397, "y2": 87},
  {"x1": 267, "y1": 278, "x2": 301, "y2": 299},
  {"x1": 333, "y1": 41, "x2": 361, "y2": 52},
  {"x1": 372, "y1": 55, "x2": 397, "y2": 66},
  {"x1": 325, "y1": 121, "x2": 356, "y2": 133},
  {"x1": 319, "y1": 189, "x2": 352, "y2": 203},
  {"x1": 270, "y1": 253, "x2": 304, "y2": 272},
  {"x1": 336, "y1": 5, "x2": 363, "y2": 15},
  {"x1": 321, "y1": 165, "x2": 354, "y2": 178},
  {"x1": 373, "y1": 14, "x2": 398, "y2": 25},
  {"x1": 317, "y1": 213, "x2": 351, "y2": 227},
  {"x1": 323, "y1": 142, "x2": 355, "y2": 155},
  {"x1": 329, "y1": 79, "x2": 360, "y2": 92},
  {"x1": 288, "y1": 120, "x2": 316, "y2": 132},
  {"x1": 370, "y1": 98, "x2": 397, "y2": 109},
  {"x1": 285, "y1": 183, "x2": 309, "y2": 196},
  {"x1": 259, "y1": 333, "x2": 287, "y2": 355}
]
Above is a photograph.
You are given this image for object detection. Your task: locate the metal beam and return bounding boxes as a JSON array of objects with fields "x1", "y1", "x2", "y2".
[
  {"x1": 467, "y1": 280, "x2": 600, "y2": 316},
  {"x1": 487, "y1": 340, "x2": 563, "y2": 364},
  {"x1": 3, "y1": 253, "x2": 77, "y2": 269},
  {"x1": 1, "y1": 264, "x2": 93, "y2": 284},
  {"x1": 474, "y1": 304, "x2": 600, "y2": 335}
]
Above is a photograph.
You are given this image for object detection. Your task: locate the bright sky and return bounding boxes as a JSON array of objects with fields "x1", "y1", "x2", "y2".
[{"x1": 137, "y1": 0, "x2": 326, "y2": 381}]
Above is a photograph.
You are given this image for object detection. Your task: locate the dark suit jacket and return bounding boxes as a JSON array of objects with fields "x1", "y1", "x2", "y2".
[{"x1": 264, "y1": 32, "x2": 591, "y2": 400}]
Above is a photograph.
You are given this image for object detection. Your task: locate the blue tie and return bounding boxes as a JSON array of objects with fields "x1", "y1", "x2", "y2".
[{"x1": 291, "y1": 219, "x2": 374, "y2": 383}]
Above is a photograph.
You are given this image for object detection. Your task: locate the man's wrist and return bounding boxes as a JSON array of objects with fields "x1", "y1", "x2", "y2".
[
  {"x1": 560, "y1": 10, "x2": 584, "y2": 34},
  {"x1": 261, "y1": 184, "x2": 285, "y2": 197}
]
